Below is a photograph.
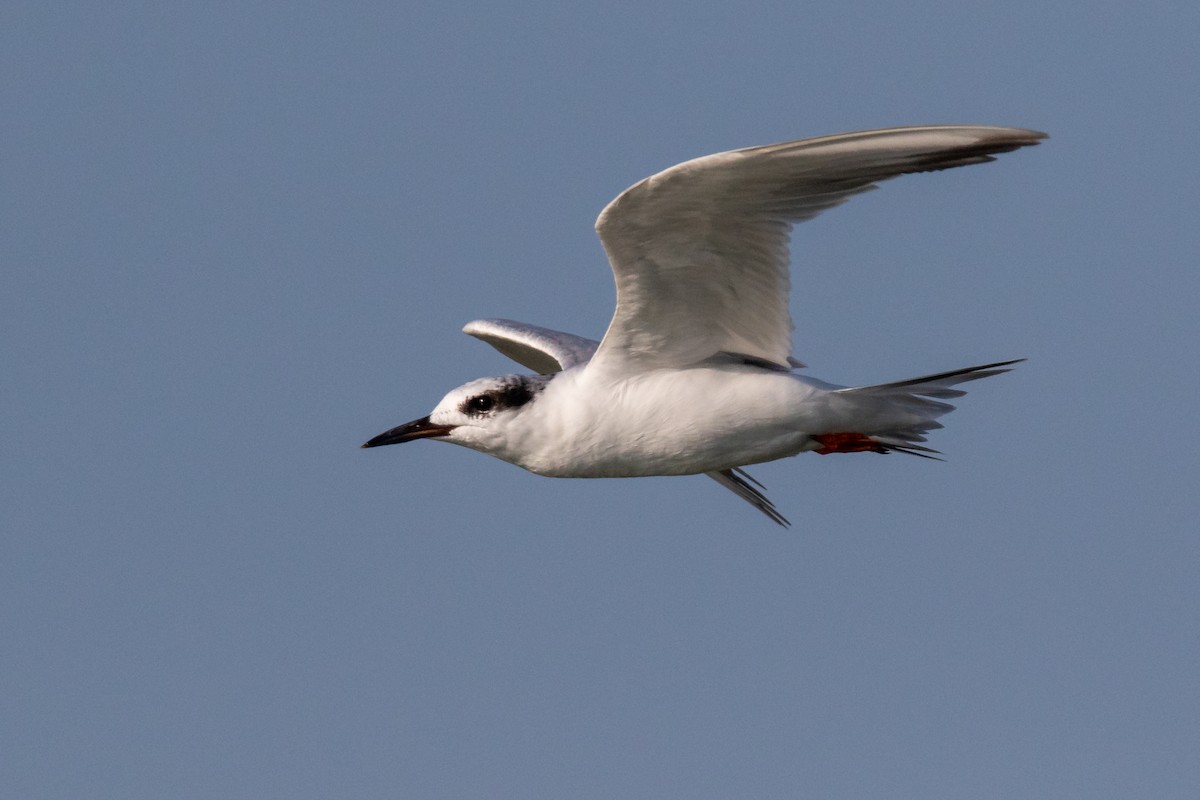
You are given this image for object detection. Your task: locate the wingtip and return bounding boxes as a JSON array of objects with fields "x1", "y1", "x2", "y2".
[{"x1": 708, "y1": 468, "x2": 792, "y2": 528}]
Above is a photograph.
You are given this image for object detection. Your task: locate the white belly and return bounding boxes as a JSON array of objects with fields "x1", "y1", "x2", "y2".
[{"x1": 510, "y1": 367, "x2": 833, "y2": 478}]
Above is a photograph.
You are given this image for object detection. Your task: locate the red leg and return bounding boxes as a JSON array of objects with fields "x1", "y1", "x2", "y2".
[{"x1": 813, "y1": 432, "x2": 888, "y2": 455}]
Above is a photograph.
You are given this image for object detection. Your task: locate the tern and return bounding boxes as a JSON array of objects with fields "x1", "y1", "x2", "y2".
[{"x1": 363, "y1": 125, "x2": 1045, "y2": 526}]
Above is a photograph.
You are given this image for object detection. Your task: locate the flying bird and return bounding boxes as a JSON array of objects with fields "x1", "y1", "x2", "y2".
[{"x1": 363, "y1": 125, "x2": 1045, "y2": 526}]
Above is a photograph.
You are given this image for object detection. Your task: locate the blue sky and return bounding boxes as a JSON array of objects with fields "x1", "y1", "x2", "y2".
[{"x1": 4, "y1": 2, "x2": 1198, "y2": 798}]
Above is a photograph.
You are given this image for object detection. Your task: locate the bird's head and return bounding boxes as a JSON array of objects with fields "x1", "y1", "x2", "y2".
[{"x1": 361, "y1": 374, "x2": 549, "y2": 456}]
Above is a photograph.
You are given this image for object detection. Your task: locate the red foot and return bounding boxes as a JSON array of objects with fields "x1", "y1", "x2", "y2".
[{"x1": 813, "y1": 432, "x2": 888, "y2": 455}]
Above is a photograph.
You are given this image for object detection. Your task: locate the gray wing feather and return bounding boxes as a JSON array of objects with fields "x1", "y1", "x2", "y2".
[
  {"x1": 706, "y1": 468, "x2": 790, "y2": 527},
  {"x1": 463, "y1": 318, "x2": 599, "y2": 374},
  {"x1": 591, "y1": 125, "x2": 1046, "y2": 374}
]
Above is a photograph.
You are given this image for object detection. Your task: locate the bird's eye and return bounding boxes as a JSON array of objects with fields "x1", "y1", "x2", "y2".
[{"x1": 468, "y1": 395, "x2": 494, "y2": 413}]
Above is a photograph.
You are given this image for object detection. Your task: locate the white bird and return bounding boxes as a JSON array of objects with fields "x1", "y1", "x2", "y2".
[{"x1": 364, "y1": 125, "x2": 1046, "y2": 526}]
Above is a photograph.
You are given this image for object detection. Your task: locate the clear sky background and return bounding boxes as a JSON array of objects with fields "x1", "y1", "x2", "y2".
[{"x1": 4, "y1": 3, "x2": 1198, "y2": 798}]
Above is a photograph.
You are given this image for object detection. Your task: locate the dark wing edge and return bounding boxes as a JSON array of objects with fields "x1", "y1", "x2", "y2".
[{"x1": 705, "y1": 467, "x2": 791, "y2": 528}]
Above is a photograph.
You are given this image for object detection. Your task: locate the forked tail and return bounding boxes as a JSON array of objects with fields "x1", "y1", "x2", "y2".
[
  {"x1": 817, "y1": 358, "x2": 1024, "y2": 458},
  {"x1": 704, "y1": 359, "x2": 1022, "y2": 527}
]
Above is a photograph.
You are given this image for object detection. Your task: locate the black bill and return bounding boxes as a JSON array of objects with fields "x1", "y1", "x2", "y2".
[{"x1": 361, "y1": 416, "x2": 456, "y2": 448}]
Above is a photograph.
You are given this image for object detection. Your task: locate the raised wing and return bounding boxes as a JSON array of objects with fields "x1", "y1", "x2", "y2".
[
  {"x1": 463, "y1": 318, "x2": 598, "y2": 374},
  {"x1": 590, "y1": 125, "x2": 1046, "y2": 374}
]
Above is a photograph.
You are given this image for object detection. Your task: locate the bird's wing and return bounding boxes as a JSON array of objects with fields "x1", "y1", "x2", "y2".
[
  {"x1": 589, "y1": 125, "x2": 1046, "y2": 375},
  {"x1": 706, "y1": 468, "x2": 790, "y2": 527},
  {"x1": 463, "y1": 318, "x2": 598, "y2": 374}
]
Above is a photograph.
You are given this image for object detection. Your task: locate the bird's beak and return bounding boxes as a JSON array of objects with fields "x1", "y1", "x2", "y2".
[{"x1": 361, "y1": 416, "x2": 456, "y2": 448}]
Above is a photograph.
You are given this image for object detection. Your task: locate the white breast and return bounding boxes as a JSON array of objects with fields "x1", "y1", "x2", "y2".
[{"x1": 506, "y1": 366, "x2": 828, "y2": 478}]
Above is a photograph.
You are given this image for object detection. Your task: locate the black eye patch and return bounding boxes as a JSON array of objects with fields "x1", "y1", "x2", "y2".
[
  {"x1": 459, "y1": 380, "x2": 538, "y2": 417},
  {"x1": 494, "y1": 382, "x2": 534, "y2": 409},
  {"x1": 466, "y1": 395, "x2": 494, "y2": 414}
]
